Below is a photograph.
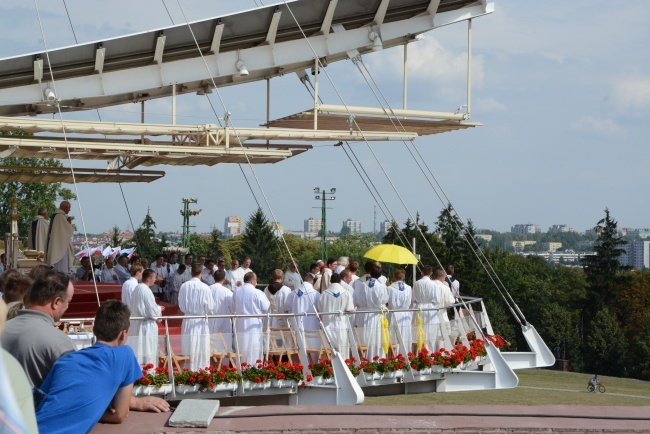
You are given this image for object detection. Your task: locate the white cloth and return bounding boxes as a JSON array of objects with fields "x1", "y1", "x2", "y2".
[
  {"x1": 182, "y1": 266, "x2": 192, "y2": 281},
  {"x1": 121, "y1": 277, "x2": 139, "y2": 310},
  {"x1": 209, "y1": 283, "x2": 234, "y2": 359},
  {"x1": 350, "y1": 274, "x2": 359, "y2": 285},
  {"x1": 412, "y1": 277, "x2": 455, "y2": 351},
  {"x1": 233, "y1": 283, "x2": 270, "y2": 365},
  {"x1": 100, "y1": 267, "x2": 120, "y2": 284},
  {"x1": 444, "y1": 277, "x2": 461, "y2": 300},
  {"x1": 114, "y1": 264, "x2": 130, "y2": 285},
  {"x1": 129, "y1": 283, "x2": 161, "y2": 365},
  {"x1": 334, "y1": 265, "x2": 345, "y2": 274},
  {"x1": 226, "y1": 268, "x2": 245, "y2": 289},
  {"x1": 201, "y1": 268, "x2": 215, "y2": 286},
  {"x1": 318, "y1": 283, "x2": 355, "y2": 357},
  {"x1": 45, "y1": 209, "x2": 74, "y2": 271},
  {"x1": 378, "y1": 275, "x2": 387, "y2": 285},
  {"x1": 286, "y1": 282, "x2": 321, "y2": 350},
  {"x1": 178, "y1": 278, "x2": 215, "y2": 371},
  {"x1": 27, "y1": 215, "x2": 49, "y2": 252},
  {"x1": 353, "y1": 276, "x2": 389, "y2": 359},
  {"x1": 168, "y1": 272, "x2": 186, "y2": 305},
  {"x1": 152, "y1": 265, "x2": 168, "y2": 294},
  {"x1": 315, "y1": 268, "x2": 332, "y2": 293},
  {"x1": 264, "y1": 285, "x2": 291, "y2": 329},
  {"x1": 283, "y1": 270, "x2": 302, "y2": 290},
  {"x1": 388, "y1": 281, "x2": 413, "y2": 351}
]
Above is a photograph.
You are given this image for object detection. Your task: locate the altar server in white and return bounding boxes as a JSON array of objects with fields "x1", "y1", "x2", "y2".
[
  {"x1": 283, "y1": 262, "x2": 301, "y2": 290},
  {"x1": 129, "y1": 269, "x2": 163, "y2": 365},
  {"x1": 264, "y1": 269, "x2": 291, "y2": 329},
  {"x1": 209, "y1": 270, "x2": 234, "y2": 363},
  {"x1": 100, "y1": 257, "x2": 121, "y2": 284},
  {"x1": 232, "y1": 272, "x2": 270, "y2": 364},
  {"x1": 387, "y1": 269, "x2": 412, "y2": 352},
  {"x1": 121, "y1": 264, "x2": 143, "y2": 309},
  {"x1": 45, "y1": 201, "x2": 74, "y2": 273},
  {"x1": 286, "y1": 274, "x2": 321, "y2": 354},
  {"x1": 353, "y1": 264, "x2": 389, "y2": 359},
  {"x1": 412, "y1": 267, "x2": 455, "y2": 351},
  {"x1": 168, "y1": 264, "x2": 187, "y2": 305},
  {"x1": 318, "y1": 273, "x2": 355, "y2": 357},
  {"x1": 28, "y1": 207, "x2": 49, "y2": 253},
  {"x1": 226, "y1": 259, "x2": 244, "y2": 290},
  {"x1": 179, "y1": 263, "x2": 215, "y2": 370},
  {"x1": 114, "y1": 255, "x2": 131, "y2": 284}
]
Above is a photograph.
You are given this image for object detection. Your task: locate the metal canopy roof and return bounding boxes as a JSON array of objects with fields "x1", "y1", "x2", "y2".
[
  {"x1": 0, "y1": 0, "x2": 493, "y2": 116},
  {"x1": 0, "y1": 166, "x2": 165, "y2": 183}
]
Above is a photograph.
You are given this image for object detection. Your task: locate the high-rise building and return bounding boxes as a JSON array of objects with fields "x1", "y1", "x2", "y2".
[
  {"x1": 304, "y1": 218, "x2": 322, "y2": 233},
  {"x1": 620, "y1": 241, "x2": 650, "y2": 269},
  {"x1": 343, "y1": 219, "x2": 362, "y2": 234},
  {"x1": 540, "y1": 242, "x2": 563, "y2": 252},
  {"x1": 548, "y1": 224, "x2": 573, "y2": 233},
  {"x1": 511, "y1": 224, "x2": 542, "y2": 235},
  {"x1": 224, "y1": 216, "x2": 242, "y2": 238},
  {"x1": 380, "y1": 220, "x2": 393, "y2": 233}
]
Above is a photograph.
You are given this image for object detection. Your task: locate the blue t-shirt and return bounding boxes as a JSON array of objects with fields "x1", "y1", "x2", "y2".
[{"x1": 36, "y1": 343, "x2": 142, "y2": 434}]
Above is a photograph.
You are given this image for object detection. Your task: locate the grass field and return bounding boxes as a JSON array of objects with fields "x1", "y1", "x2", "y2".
[{"x1": 362, "y1": 369, "x2": 650, "y2": 406}]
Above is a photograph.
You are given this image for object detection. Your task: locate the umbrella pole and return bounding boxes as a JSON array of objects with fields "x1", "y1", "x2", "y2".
[{"x1": 412, "y1": 237, "x2": 417, "y2": 286}]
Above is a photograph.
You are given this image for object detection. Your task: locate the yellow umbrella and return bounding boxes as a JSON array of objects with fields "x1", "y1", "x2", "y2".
[{"x1": 363, "y1": 244, "x2": 418, "y2": 265}]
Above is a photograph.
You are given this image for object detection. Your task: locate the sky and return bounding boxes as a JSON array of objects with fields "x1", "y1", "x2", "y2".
[{"x1": 0, "y1": 0, "x2": 648, "y2": 235}]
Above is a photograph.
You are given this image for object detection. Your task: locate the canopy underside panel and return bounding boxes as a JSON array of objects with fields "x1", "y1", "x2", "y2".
[{"x1": 0, "y1": 166, "x2": 164, "y2": 183}]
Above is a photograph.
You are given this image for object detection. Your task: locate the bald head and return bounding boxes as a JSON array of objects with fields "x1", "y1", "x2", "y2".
[{"x1": 59, "y1": 201, "x2": 71, "y2": 214}]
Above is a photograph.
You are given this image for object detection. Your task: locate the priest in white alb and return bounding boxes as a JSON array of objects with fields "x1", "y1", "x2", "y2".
[
  {"x1": 209, "y1": 269, "x2": 234, "y2": 364},
  {"x1": 121, "y1": 264, "x2": 143, "y2": 310},
  {"x1": 100, "y1": 257, "x2": 121, "y2": 284},
  {"x1": 387, "y1": 269, "x2": 412, "y2": 353},
  {"x1": 226, "y1": 259, "x2": 244, "y2": 290},
  {"x1": 45, "y1": 201, "x2": 74, "y2": 273},
  {"x1": 318, "y1": 273, "x2": 355, "y2": 358},
  {"x1": 286, "y1": 274, "x2": 321, "y2": 356},
  {"x1": 129, "y1": 269, "x2": 164, "y2": 366},
  {"x1": 412, "y1": 267, "x2": 455, "y2": 351},
  {"x1": 179, "y1": 263, "x2": 215, "y2": 370},
  {"x1": 264, "y1": 269, "x2": 291, "y2": 329},
  {"x1": 283, "y1": 262, "x2": 301, "y2": 290},
  {"x1": 232, "y1": 272, "x2": 269, "y2": 365},
  {"x1": 353, "y1": 264, "x2": 389, "y2": 359},
  {"x1": 27, "y1": 207, "x2": 49, "y2": 253}
]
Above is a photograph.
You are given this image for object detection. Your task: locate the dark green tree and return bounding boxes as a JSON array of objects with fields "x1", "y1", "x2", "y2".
[
  {"x1": 435, "y1": 203, "x2": 465, "y2": 266},
  {"x1": 188, "y1": 233, "x2": 209, "y2": 258},
  {"x1": 241, "y1": 208, "x2": 280, "y2": 282},
  {"x1": 339, "y1": 222, "x2": 351, "y2": 236},
  {"x1": 111, "y1": 225, "x2": 122, "y2": 247},
  {"x1": 129, "y1": 209, "x2": 158, "y2": 261},
  {"x1": 206, "y1": 228, "x2": 224, "y2": 260},
  {"x1": 584, "y1": 307, "x2": 627, "y2": 376}
]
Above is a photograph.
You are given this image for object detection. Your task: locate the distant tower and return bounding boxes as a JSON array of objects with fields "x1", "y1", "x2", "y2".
[
  {"x1": 180, "y1": 198, "x2": 201, "y2": 249},
  {"x1": 373, "y1": 205, "x2": 377, "y2": 234}
]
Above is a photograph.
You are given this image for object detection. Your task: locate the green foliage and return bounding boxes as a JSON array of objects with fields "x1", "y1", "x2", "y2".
[
  {"x1": 584, "y1": 307, "x2": 627, "y2": 376},
  {"x1": 127, "y1": 210, "x2": 159, "y2": 261},
  {"x1": 188, "y1": 233, "x2": 209, "y2": 257},
  {"x1": 241, "y1": 208, "x2": 280, "y2": 282},
  {"x1": 0, "y1": 134, "x2": 75, "y2": 241},
  {"x1": 111, "y1": 225, "x2": 122, "y2": 247},
  {"x1": 626, "y1": 312, "x2": 650, "y2": 380}
]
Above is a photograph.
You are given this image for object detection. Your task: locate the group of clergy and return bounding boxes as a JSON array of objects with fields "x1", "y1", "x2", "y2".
[{"x1": 27, "y1": 201, "x2": 75, "y2": 273}]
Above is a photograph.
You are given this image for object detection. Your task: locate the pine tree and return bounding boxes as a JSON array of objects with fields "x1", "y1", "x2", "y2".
[
  {"x1": 207, "y1": 228, "x2": 224, "y2": 260},
  {"x1": 584, "y1": 307, "x2": 627, "y2": 376},
  {"x1": 111, "y1": 225, "x2": 122, "y2": 247},
  {"x1": 436, "y1": 203, "x2": 465, "y2": 266},
  {"x1": 130, "y1": 208, "x2": 158, "y2": 261},
  {"x1": 241, "y1": 208, "x2": 279, "y2": 282}
]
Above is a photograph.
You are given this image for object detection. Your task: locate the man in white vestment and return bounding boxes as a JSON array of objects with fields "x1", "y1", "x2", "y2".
[
  {"x1": 208, "y1": 270, "x2": 234, "y2": 364},
  {"x1": 100, "y1": 257, "x2": 120, "y2": 284},
  {"x1": 375, "y1": 262, "x2": 388, "y2": 285},
  {"x1": 178, "y1": 263, "x2": 215, "y2": 370},
  {"x1": 45, "y1": 201, "x2": 74, "y2": 273},
  {"x1": 121, "y1": 264, "x2": 143, "y2": 310},
  {"x1": 114, "y1": 255, "x2": 131, "y2": 284},
  {"x1": 318, "y1": 273, "x2": 355, "y2": 357},
  {"x1": 315, "y1": 258, "x2": 337, "y2": 293},
  {"x1": 129, "y1": 269, "x2": 164, "y2": 366},
  {"x1": 284, "y1": 262, "x2": 301, "y2": 291},
  {"x1": 226, "y1": 259, "x2": 245, "y2": 289},
  {"x1": 165, "y1": 253, "x2": 179, "y2": 300},
  {"x1": 237, "y1": 257, "x2": 252, "y2": 278},
  {"x1": 264, "y1": 269, "x2": 291, "y2": 329},
  {"x1": 412, "y1": 267, "x2": 455, "y2": 352},
  {"x1": 444, "y1": 264, "x2": 460, "y2": 300},
  {"x1": 286, "y1": 274, "x2": 321, "y2": 358},
  {"x1": 27, "y1": 207, "x2": 49, "y2": 253},
  {"x1": 340, "y1": 270, "x2": 354, "y2": 293},
  {"x1": 353, "y1": 264, "x2": 389, "y2": 359},
  {"x1": 201, "y1": 259, "x2": 216, "y2": 286},
  {"x1": 387, "y1": 269, "x2": 412, "y2": 353},
  {"x1": 335, "y1": 256, "x2": 349, "y2": 275},
  {"x1": 181, "y1": 254, "x2": 193, "y2": 280},
  {"x1": 152, "y1": 255, "x2": 168, "y2": 301},
  {"x1": 349, "y1": 261, "x2": 360, "y2": 285},
  {"x1": 168, "y1": 264, "x2": 186, "y2": 306},
  {"x1": 308, "y1": 263, "x2": 320, "y2": 289},
  {"x1": 232, "y1": 272, "x2": 269, "y2": 365}
]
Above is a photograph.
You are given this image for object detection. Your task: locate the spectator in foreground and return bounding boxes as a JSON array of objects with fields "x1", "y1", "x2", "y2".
[
  {"x1": 1, "y1": 274, "x2": 33, "y2": 320},
  {"x1": 35, "y1": 300, "x2": 142, "y2": 433}
]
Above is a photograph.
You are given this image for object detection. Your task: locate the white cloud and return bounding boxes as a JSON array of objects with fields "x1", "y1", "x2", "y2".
[
  {"x1": 538, "y1": 51, "x2": 565, "y2": 64},
  {"x1": 569, "y1": 116, "x2": 625, "y2": 136},
  {"x1": 475, "y1": 97, "x2": 507, "y2": 113},
  {"x1": 613, "y1": 77, "x2": 650, "y2": 111}
]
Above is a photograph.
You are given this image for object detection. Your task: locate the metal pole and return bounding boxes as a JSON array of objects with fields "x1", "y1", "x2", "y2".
[
  {"x1": 321, "y1": 190, "x2": 326, "y2": 259},
  {"x1": 313, "y1": 58, "x2": 319, "y2": 130},
  {"x1": 140, "y1": 100, "x2": 145, "y2": 145},
  {"x1": 412, "y1": 237, "x2": 417, "y2": 287},
  {"x1": 171, "y1": 84, "x2": 176, "y2": 125},
  {"x1": 266, "y1": 78, "x2": 270, "y2": 146},
  {"x1": 403, "y1": 43, "x2": 408, "y2": 110},
  {"x1": 467, "y1": 19, "x2": 472, "y2": 118}
]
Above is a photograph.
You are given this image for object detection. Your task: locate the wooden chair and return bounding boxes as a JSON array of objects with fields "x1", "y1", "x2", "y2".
[
  {"x1": 159, "y1": 339, "x2": 190, "y2": 373},
  {"x1": 210, "y1": 332, "x2": 242, "y2": 369},
  {"x1": 353, "y1": 326, "x2": 368, "y2": 359},
  {"x1": 305, "y1": 329, "x2": 333, "y2": 361},
  {"x1": 272, "y1": 328, "x2": 300, "y2": 363}
]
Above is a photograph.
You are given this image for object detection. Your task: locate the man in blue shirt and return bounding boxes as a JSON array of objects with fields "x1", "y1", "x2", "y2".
[{"x1": 36, "y1": 300, "x2": 143, "y2": 433}]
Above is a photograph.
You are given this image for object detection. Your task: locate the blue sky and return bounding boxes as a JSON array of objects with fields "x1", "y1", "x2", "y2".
[{"x1": 0, "y1": 1, "x2": 648, "y2": 235}]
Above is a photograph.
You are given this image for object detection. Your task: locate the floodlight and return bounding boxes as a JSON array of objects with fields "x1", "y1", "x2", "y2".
[
  {"x1": 235, "y1": 60, "x2": 249, "y2": 77},
  {"x1": 330, "y1": 188, "x2": 336, "y2": 193},
  {"x1": 315, "y1": 196, "x2": 320, "y2": 200},
  {"x1": 314, "y1": 187, "x2": 320, "y2": 193},
  {"x1": 43, "y1": 88, "x2": 56, "y2": 102}
]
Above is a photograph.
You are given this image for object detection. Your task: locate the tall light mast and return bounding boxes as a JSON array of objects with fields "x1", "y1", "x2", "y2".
[
  {"x1": 180, "y1": 198, "x2": 201, "y2": 249},
  {"x1": 313, "y1": 187, "x2": 335, "y2": 259}
]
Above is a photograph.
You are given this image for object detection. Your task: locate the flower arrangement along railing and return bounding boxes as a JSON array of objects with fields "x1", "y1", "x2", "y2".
[
  {"x1": 359, "y1": 354, "x2": 410, "y2": 380},
  {"x1": 309, "y1": 358, "x2": 335, "y2": 384},
  {"x1": 240, "y1": 360, "x2": 305, "y2": 390},
  {"x1": 133, "y1": 365, "x2": 172, "y2": 396},
  {"x1": 174, "y1": 366, "x2": 242, "y2": 394}
]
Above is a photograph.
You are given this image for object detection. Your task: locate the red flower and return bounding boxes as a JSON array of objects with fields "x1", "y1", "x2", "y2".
[{"x1": 306, "y1": 374, "x2": 313, "y2": 382}]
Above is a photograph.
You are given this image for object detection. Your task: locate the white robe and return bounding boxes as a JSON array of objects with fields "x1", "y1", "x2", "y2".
[
  {"x1": 316, "y1": 268, "x2": 333, "y2": 293},
  {"x1": 264, "y1": 285, "x2": 291, "y2": 329},
  {"x1": 334, "y1": 265, "x2": 346, "y2": 275},
  {"x1": 45, "y1": 209, "x2": 74, "y2": 272},
  {"x1": 201, "y1": 268, "x2": 215, "y2": 286},
  {"x1": 387, "y1": 281, "x2": 413, "y2": 352},
  {"x1": 353, "y1": 276, "x2": 389, "y2": 359},
  {"x1": 129, "y1": 283, "x2": 161, "y2": 365},
  {"x1": 121, "y1": 277, "x2": 139, "y2": 310},
  {"x1": 226, "y1": 268, "x2": 245, "y2": 289},
  {"x1": 152, "y1": 265, "x2": 168, "y2": 295},
  {"x1": 232, "y1": 283, "x2": 270, "y2": 365},
  {"x1": 412, "y1": 277, "x2": 455, "y2": 351},
  {"x1": 27, "y1": 215, "x2": 49, "y2": 253},
  {"x1": 286, "y1": 283, "x2": 321, "y2": 350},
  {"x1": 100, "y1": 267, "x2": 120, "y2": 284},
  {"x1": 283, "y1": 270, "x2": 302, "y2": 290},
  {"x1": 114, "y1": 264, "x2": 130, "y2": 284},
  {"x1": 318, "y1": 283, "x2": 355, "y2": 357},
  {"x1": 169, "y1": 272, "x2": 186, "y2": 305},
  {"x1": 209, "y1": 283, "x2": 234, "y2": 360},
  {"x1": 178, "y1": 278, "x2": 215, "y2": 371}
]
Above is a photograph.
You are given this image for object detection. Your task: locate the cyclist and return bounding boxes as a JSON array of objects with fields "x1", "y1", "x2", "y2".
[{"x1": 588, "y1": 374, "x2": 599, "y2": 392}]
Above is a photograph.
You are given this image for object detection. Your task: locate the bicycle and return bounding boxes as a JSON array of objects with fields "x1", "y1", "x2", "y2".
[{"x1": 588, "y1": 382, "x2": 606, "y2": 393}]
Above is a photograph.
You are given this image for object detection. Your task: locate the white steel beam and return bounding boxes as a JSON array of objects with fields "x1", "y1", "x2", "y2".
[
  {"x1": 316, "y1": 104, "x2": 466, "y2": 120},
  {"x1": 94, "y1": 47, "x2": 106, "y2": 73},
  {"x1": 427, "y1": 0, "x2": 441, "y2": 18},
  {"x1": 265, "y1": 10, "x2": 282, "y2": 45},
  {"x1": 209, "y1": 23, "x2": 225, "y2": 54},
  {"x1": 153, "y1": 34, "x2": 166, "y2": 64},
  {"x1": 320, "y1": 0, "x2": 338, "y2": 34},
  {"x1": 33, "y1": 59, "x2": 43, "y2": 84},
  {"x1": 374, "y1": 0, "x2": 391, "y2": 26}
]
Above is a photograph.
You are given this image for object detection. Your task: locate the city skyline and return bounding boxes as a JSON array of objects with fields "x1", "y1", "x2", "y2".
[{"x1": 0, "y1": 1, "x2": 648, "y2": 235}]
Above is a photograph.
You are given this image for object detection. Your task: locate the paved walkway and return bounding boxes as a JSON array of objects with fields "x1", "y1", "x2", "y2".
[{"x1": 91, "y1": 405, "x2": 650, "y2": 433}]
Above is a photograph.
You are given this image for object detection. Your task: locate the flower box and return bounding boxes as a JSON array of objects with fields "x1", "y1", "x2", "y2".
[
  {"x1": 209, "y1": 382, "x2": 238, "y2": 393},
  {"x1": 176, "y1": 384, "x2": 199, "y2": 394},
  {"x1": 272, "y1": 379, "x2": 298, "y2": 388}
]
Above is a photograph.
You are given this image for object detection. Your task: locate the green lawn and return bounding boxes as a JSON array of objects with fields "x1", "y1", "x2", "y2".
[{"x1": 362, "y1": 369, "x2": 650, "y2": 406}]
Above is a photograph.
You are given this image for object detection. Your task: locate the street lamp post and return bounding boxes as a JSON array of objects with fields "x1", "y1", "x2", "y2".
[
  {"x1": 180, "y1": 198, "x2": 201, "y2": 249},
  {"x1": 313, "y1": 187, "x2": 335, "y2": 259}
]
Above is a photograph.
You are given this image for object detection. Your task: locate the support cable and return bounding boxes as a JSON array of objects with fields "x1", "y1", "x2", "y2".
[{"x1": 33, "y1": 0, "x2": 100, "y2": 306}]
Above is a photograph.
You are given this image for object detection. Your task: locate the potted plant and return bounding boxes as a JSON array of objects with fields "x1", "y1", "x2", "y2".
[
  {"x1": 269, "y1": 361, "x2": 304, "y2": 388},
  {"x1": 174, "y1": 369, "x2": 200, "y2": 394},
  {"x1": 309, "y1": 359, "x2": 334, "y2": 384},
  {"x1": 241, "y1": 361, "x2": 272, "y2": 389},
  {"x1": 133, "y1": 364, "x2": 171, "y2": 395},
  {"x1": 345, "y1": 357, "x2": 361, "y2": 377}
]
